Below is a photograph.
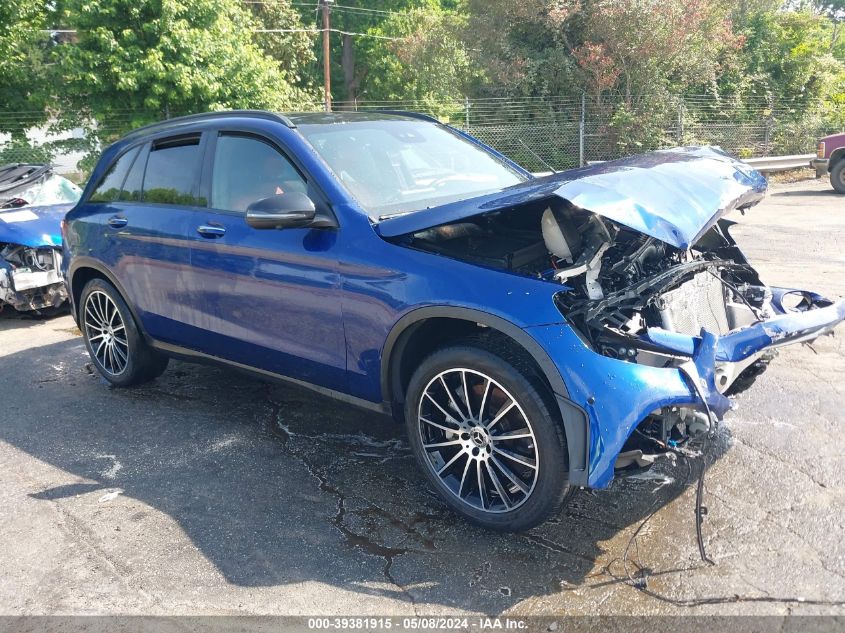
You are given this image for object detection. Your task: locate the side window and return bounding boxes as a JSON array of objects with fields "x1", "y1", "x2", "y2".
[
  {"x1": 88, "y1": 146, "x2": 140, "y2": 203},
  {"x1": 142, "y1": 135, "x2": 204, "y2": 206},
  {"x1": 211, "y1": 134, "x2": 307, "y2": 213},
  {"x1": 118, "y1": 143, "x2": 147, "y2": 202}
]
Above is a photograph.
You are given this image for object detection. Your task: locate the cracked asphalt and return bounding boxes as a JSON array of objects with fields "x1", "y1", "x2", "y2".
[{"x1": 1, "y1": 178, "x2": 843, "y2": 617}]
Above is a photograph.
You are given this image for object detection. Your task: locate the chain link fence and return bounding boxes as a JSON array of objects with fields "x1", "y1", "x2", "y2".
[
  {"x1": 338, "y1": 94, "x2": 841, "y2": 172},
  {"x1": 1, "y1": 94, "x2": 842, "y2": 178}
]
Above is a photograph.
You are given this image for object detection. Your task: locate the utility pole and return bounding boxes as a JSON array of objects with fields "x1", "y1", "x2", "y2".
[{"x1": 321, "y1": 0, "x2": 333, "y2": 112}]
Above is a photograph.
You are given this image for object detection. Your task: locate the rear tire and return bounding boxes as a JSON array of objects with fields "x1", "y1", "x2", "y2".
[
  {"x1": 79, "y1": 278, "x2": 169, "y2": 386},
  {"x1": 404, "y1": 342, "x2": 570, "y2": 531},
  {"x1": 831, "y1": 158, "x2": 845, "y2": 194}
]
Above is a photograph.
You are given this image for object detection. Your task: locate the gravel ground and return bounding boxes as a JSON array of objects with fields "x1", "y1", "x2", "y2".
[{"x1": 0, "y1": 178, "x2": 843, "y2": 619}]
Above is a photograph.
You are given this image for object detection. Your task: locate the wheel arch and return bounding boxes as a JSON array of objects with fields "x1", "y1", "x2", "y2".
[
  {"x1": 68, "y1": 258, "x2": 146, "y2": 338},
  {"x1": 381, "y1": 306, "x2": 590, "y2": 486},
  {"x1": 829, "y1": 148, "x2": 845, "y2": 171}
]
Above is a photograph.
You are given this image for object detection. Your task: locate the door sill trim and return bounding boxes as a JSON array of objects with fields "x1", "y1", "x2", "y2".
[{"x1": 151, "y1": 340, "x2": 392, "y2": 416}]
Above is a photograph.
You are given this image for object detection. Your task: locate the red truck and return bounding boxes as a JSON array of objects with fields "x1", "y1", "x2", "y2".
[{"x1": 811, "y1": 132, "x2": 845, "y2": 193}]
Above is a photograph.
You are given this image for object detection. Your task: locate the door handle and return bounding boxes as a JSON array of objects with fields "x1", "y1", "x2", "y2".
[
  {"x1": 107, "y1": 215, "x2": 128, "y2": 228},
  {"x1": 197, "y1": 224, "x2": 226, "y2": 238}
]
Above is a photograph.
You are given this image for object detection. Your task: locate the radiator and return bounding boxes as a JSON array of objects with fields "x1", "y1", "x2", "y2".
[{"x1": 658, "y1": 271, "x2": 730, "y2": 336}]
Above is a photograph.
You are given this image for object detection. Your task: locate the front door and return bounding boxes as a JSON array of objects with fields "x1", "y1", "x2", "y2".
[{"x1": 183, "y1": 131, "x2": 346, "y2": 391}]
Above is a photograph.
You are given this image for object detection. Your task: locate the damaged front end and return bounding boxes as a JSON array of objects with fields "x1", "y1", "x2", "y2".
[
  {"x1": 0, "y1": 164, "x2": 81, "y2": 313},
  {"x1": 0, "y1": 238, "x2": 68, "y2": 312},
  {"x1": 382, "y1": 146, "x2": 845, "y2": 487}
]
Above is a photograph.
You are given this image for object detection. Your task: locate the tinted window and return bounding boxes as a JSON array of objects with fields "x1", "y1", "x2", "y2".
[
  {"x1": 211, "y1": 134, "x2": 307, "y2": 213},
  {"x1": 118, "y1": 144, "x2": 146, "y2": 202},
  {"x1": 89, "y1": 146, "x2": 140, "y2": 203},
  {"x1": 142, "y1": 136, "x2": 204, "y2": 206}
]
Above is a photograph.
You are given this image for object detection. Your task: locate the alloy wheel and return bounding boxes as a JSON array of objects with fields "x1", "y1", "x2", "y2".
[
  {"x1": 417, "y1": 368, "x2": 539, "y2": 513},
  {"x1": 83, "y1": 290, "x2": 129, "y2": 376}
]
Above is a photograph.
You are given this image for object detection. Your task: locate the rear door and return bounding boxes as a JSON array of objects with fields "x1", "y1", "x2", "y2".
[
  {"x1": 182, "y1": 129, "x2": 346, "y2": 391},
  {"x1": 86, "y1": 132, "x2": 208, "y2": 343}
]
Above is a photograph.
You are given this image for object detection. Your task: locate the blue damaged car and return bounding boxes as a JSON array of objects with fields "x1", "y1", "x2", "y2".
[
  {"x1": 61, "y1": 111, "x2": 845, "y2": 530},
  {"x1": 0, "y1": 164, "x2": 81, "y2": 312}
]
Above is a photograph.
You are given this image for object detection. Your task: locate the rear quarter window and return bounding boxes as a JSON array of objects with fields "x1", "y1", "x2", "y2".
[{"x1": 88, "y1": 146, "x2": 141, "y2": 203}]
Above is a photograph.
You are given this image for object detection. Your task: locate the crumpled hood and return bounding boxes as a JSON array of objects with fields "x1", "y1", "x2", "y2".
[
  {"x1": 0, "y1": 203, "x2": 74, "y2": 248},
  {"x1": 377, "y1": 146, "x2": 767, "y2": 249}
]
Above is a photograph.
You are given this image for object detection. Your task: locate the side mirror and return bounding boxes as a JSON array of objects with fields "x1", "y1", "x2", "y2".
[{"x1": 245, "y1": 192, "x2": 317, "y2": 229}]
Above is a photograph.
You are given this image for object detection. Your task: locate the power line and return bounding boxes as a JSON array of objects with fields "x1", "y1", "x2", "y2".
[
  {"x1": 243, "y1": 1, "x2": 326, "y2": 6},
  {"x1": 332, "y1": 3, "x2": 400, "y2": 16},
  {"x1": 243, "y1": 0, "x2": 403, "y2": 15},
  {"x1": 254, "y1": 27, "x2": 402, "y2": 39},
  {"x1": 42, "y1": 27, "x2": 401, "y2": 39}
]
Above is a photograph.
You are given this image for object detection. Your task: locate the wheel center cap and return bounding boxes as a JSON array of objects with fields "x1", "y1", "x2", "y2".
[{"x1": 470, "y1": 427, "x2": 489, "y2": 448}]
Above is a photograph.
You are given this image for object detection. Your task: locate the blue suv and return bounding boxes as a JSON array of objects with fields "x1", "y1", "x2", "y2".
[{"x1": 63, "y1": 110, "x2": 845, "y2": 530}]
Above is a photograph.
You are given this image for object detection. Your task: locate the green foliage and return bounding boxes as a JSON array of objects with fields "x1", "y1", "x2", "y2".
[
  {"x1": 606, "y1": 101, "x2": 677, "y2": 155},
  {"x1": 56, "y1": 0, "x2": 316, "y2": 139},
  {"x1": 246, "y1": 0, "x2": 318, "y2": 92},
  {"x1": 365, "y1": 6, "x2": 480, "y2": 115},
  {"x1": 3, "y1": 0, "x2": 845, "y2": 172},
  {"x1": 463, "y1": 0, "x2": 743, "y2": 103},
  {"x1": 0, "y1": 0, "x2": 53, "y2": 134},
  {"x1": 739, "y1": 9, "x2": 844, "y2": 105}
]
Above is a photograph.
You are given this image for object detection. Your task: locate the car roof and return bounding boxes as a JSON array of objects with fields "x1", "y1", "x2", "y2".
[{"x1": 120, "y1": 109, "x2": 437, "y2": 142}]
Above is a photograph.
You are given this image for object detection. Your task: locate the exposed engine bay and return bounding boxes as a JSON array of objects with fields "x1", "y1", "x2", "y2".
[
  {"x1": 404, "y1": 196, "x2": 791, "y2": 464},
  {"x1": 408, "y1": 198, "x2": 771, "y2": 352}
]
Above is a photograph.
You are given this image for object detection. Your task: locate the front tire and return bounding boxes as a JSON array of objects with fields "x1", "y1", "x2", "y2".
[
  {"x1": 831, "y1": 158, "x2": 845, "y2": 194},
  {"x1": 404, "y1": 342, "x2": 570, "y2": 531},
  {"x1": 79, "y1": 278, "x2": 169, "y2": 386}
]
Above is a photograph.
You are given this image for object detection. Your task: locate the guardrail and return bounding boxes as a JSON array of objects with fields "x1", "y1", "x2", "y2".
[
  {"x1": 742, "y1": 154, "x2": 814, "y2": 173},
  {"x1": 536, "y1": 153, "x2": 816, "y2": 176}
]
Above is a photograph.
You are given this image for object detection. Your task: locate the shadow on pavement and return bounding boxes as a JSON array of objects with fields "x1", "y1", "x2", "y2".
[
  {"x1": 0, "y1": 305, "x2": 70, "y2": 332},
  {"x1": 769, "y1": 187, "x2": 838, "y2": 198},
  {"x1": 0, "y1": 338, "x2": 726, "y2": 614}
]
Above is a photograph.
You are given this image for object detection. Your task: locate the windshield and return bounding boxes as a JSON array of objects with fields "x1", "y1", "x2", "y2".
[{"x1": 297, "y1": 120, "x2": 527, "y2": 219}]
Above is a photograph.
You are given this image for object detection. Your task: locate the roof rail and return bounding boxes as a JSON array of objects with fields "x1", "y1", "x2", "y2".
[
  {"x1": 373, "y1": 110, "x2": 443, "y2": 124},
  {"x1": 122, "y1": 110, "x2": 296, "y2": 140}
]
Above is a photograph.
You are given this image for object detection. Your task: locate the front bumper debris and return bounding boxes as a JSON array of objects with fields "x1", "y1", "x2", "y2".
[
  {"x1": 0, "y1": 248, "x2": 67, "y2": 312},
  {"x1": 529, "y1": 288, "x2": 845, "y2": 489}
]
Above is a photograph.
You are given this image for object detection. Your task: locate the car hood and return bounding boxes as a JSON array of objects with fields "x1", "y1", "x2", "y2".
[
  {"x1": 0, "y1": 203, "x2": 74, "y2": 248},
  {"x1": 376, "y1": 146, "x2": 767, "y2": 249}
]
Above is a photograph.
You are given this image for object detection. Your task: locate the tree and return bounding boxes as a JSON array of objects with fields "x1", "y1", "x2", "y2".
[
  {"x1": 0, "y1": 0, "x2": 52, "y2": 135},
  {"x1": 311, "y1": 0, "x2": 417, "y2": 105},
  {"x1": 739, "y1": 8, "x2": 845, "y2": 107},
  {"x1": 246, "y1": 0, "x2": 317, "y2": 92},
  {"x1": 291, "y1": 0, "x2": 447, "y2": 105},
  {"x1": 56, "y1": 0, "x2": 316, "y2": 139},
  {"x1": 364, "y1": 6, "x2": 480, "y2": 112},
  {"x1": 573, "y1": 0, "x2": 742, "y2": 104},
  {"x1": 464, "y1": 0, "x2": 743, "y2": 104}
]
